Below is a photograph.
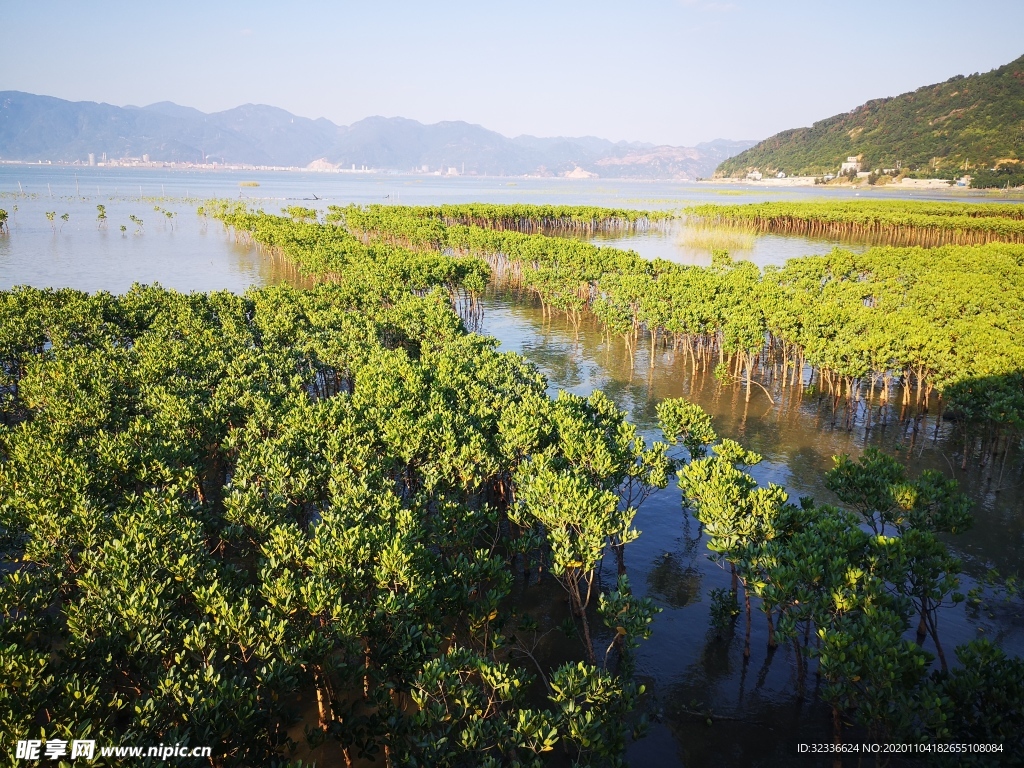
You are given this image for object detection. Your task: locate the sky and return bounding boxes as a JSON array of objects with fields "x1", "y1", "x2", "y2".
[{"x1": 2, "y1": 0, "x2": 1022, "y2": 147}]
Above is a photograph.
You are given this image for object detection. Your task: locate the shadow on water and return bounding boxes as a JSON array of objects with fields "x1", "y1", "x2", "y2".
[{"x1": 480, "y1": 287, "x2": 1024, "y2": 768}]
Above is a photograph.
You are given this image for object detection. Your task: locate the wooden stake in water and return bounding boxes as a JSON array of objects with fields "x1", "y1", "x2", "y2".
[
  {"x1": 75, "y1": 173, "x2": 80, "y2": 196},
  {"x1": 18, "y1": 181, "x2": 23, "y2": 194},
  {"x1": 48, "y1": 183, "x2": 52, "y2": 198}
]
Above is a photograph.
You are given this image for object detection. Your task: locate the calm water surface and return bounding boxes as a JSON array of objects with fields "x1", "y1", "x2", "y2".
[
  {"x1": 2, "y1": 165, "x2": 1022, "y2": 766},
  {"x1": 481, "y1": 296, "x2": 1024, "y2": 766},
  {"x1": 3, "y1": 165, "x2": 1019, "y2": 291}
]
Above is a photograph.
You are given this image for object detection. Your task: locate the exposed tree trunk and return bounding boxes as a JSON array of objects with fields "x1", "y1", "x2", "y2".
[
  {"x1": 925, "y1": 607, "x2": 948, "y2": 673},
  {"x1": 363, "y1": 640, "x2": 372, "y2": 699},
  {"x1": 744, "y1": 355, "x2": 752, "y2": 402},
  {"x1": 313, "y1": 664, "x2": 333, "y2": 729},
  {"x1": 571, "y1": 578, "x2": 597, "y2": 664},
  {"x1": 743, "y1": 582, "x2": 752, "y2": 659},
  {"x1": 832, "y1": 705, "x2": 843, "y2": 768}
]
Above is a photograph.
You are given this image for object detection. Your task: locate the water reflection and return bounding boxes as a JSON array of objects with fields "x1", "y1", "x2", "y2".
[
  {"x1": 647, "y1": 550, "x2": 703, "y2": 609},
  {"x1": 480, "y1": 288, "x2": 1024, "y2": 768},
  {"x1": 579, "y1": 220, "x2": 866, "y2": 269},
  {"x1": 0, "y1": 194, "x2": 309, "y2": 293},
  {"x1": 3, "y1": 168, "x2": 1022, "y2": 766}
]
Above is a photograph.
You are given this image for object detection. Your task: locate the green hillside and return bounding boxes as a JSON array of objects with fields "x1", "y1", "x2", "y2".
[{"x1": 716, "y1": 54, "x2": 1024, "y2": 184}]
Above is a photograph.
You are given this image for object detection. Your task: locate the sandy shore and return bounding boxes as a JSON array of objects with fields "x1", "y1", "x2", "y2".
[{"x1": 701, "y1": 176, "x2": 961, "y2": 189}]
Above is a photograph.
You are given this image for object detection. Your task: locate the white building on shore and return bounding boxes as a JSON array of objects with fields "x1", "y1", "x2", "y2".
[{"x1": 840, "y1": 156, "x2": 862, "y2": 174}]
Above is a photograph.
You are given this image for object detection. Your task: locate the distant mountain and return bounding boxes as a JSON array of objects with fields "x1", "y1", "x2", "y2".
[
  {"x1": 595, "y1": 139, "x2": 759, "y2": 179},
  {"x1": 0, "y1": 91, "x2": 755, "y2": 178},
  {"x1": 716, "y1": 54, "x2": 1024, "y2": 178},
  {"x1": 141, "y1": 101, "x2": 208, "y2": 121}
]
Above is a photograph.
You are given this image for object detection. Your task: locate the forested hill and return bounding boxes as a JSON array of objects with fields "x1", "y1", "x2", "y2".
[{"x1": 716, "y1": 54, "x2": 1024, "y2": 179}]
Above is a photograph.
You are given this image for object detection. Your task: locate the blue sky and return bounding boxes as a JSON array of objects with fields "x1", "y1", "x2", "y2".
[{"x1": 2, "y1": 0, "x2": 1021, "y2": 146}]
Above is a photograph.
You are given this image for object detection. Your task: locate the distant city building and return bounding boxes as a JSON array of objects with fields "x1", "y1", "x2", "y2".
[
  {"x1": 840, "y1": 156, "x2": 862, "y2": 174},
  {"x1": 142, "y1": 154, "x2": 150, "y2": 163},
  {"x1": 421, "y1": 164, "x2": 429, "y2": 172},
  {"x1": 447, "y1": 167, "x2": 459, "y2": 176},
  {"x1": 88, "y1": 153, "x2": 96, "y2": 166},
  {"x1": 746, "y1": 170, "x2": 763, "y2": 180},
  {"x1": 101, "y1": 152, "x2": 107, "y2": 163},
  {"x1": 776, "y1": 171, "x2": 786, "y2": 178}
]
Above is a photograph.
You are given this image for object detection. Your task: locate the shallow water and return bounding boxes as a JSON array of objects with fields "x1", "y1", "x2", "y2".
[
  {"x1": 7, "y1": 164, "x2": 1021, "y2": 210},
  {"x1": 480, "y1": 295, "x2": 1024, "y2": 766},
  {"x1": 2, "y1": 165, "x2": 1022, "y2": 766},
  {"x1": 581, "y1": 223, "x2": 864, "y2": 268},
  {"x1": 3, "y1": 165, "x2": 1017, "y2": 289}
]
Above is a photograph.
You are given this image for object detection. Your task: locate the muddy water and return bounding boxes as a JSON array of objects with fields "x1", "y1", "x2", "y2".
[{"x1": 480, "y1": 293, "x2": 1024, "y2": 767}]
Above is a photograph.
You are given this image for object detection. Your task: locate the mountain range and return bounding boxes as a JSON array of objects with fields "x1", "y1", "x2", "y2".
[
  {"x1": 716, "y1": 54, "x2": 1024, "y2": 179},
  {"x1": 0, "y1": 91, "x2": 755, "y2": 179}
]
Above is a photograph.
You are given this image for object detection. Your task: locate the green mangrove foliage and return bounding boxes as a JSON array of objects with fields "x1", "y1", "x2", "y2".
[
  {"x1": 679, "y1": 433, "x2": 1021, "y2": 760},
  {"x1": 334, "y1": 204, "x2": 1024, "y2": 456},
  {"x1": 688, "y1": 201, "x2": 1024, "y2": 246},
  {"x1": 205, "y1": 200, "x2": 490, "y2": 300},
  {"x1": 0, "y1": 272, "x2": 680, "y2": 765},
  {"x1": 336, "y1": 203, "x2": 672, "y2": 235}
]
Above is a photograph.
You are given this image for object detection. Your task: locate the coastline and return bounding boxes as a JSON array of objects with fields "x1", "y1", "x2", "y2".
[
  {"x1": 699, "y1": 175, "x2": 1024, "y2": 194},
  {"x1": 2, "y1": 163, "x2": 1020, "y2": 201}
]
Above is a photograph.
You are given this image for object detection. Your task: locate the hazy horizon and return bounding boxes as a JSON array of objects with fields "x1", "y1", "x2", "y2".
[
  {"x1": 2, "y1": 89, "x2": 760, "y2": 148},
  {"x1": 2, "y1": 1, "x2": 1021, "y2": 147}
]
